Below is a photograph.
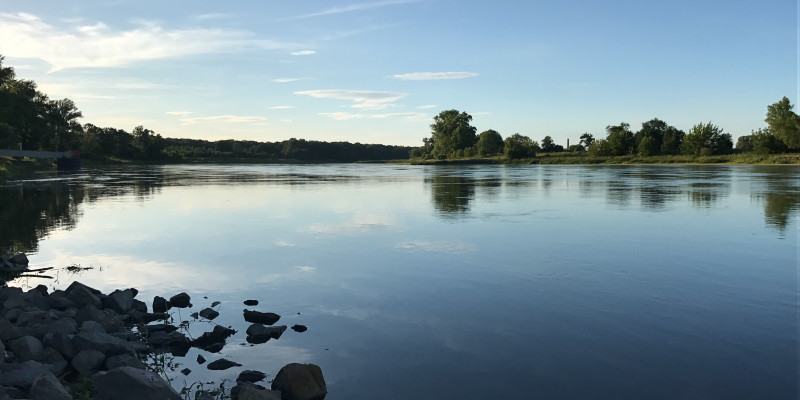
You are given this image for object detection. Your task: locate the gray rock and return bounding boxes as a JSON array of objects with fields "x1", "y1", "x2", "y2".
[
  {"x1": 0, "y1": 360, "x2": 51, "y2": 388},
  {"x1": 192, "y1": 325, "x2": 236, "y2": 349},
  {"x1": 169, "y1": 292, "x2": 191, "y2": 308},
  {"x1": 246, "y1": 324, "x2": 287, "y2": 344},
  {"x1": 291, "y1": 325, "x2": 308, "y2": 333},
  {"x1": 31, "y1": 318, "x2": 78, "y2": 339},
  {"x1": 181, "y1": 368, "x2": 191, "y2": 375},
  {"x1": 105, "y1": 354, "x2": 146, "y2": 370},
  {"x1": 93, "y1": 366, "x2": 181, "y2": 400},
  {"x1": 71, "y1": 349, "x2": 105, "y2": 373},
  {"x1": 80, "y1": 320, "x2": 106, "y2": 333},
  {"x1": 75, "y1": 305, "x2": 123, "y2": 333},
  {"x1": 243, "y1": 310, "x2": 280, "y2": 325},
  {"x1": 65, "y1": 284, "x2": 102, "y2": 309},
  {"x1": 152, "y1": 296, "x2": 170, "y2": 313},
  {"x1": 47, "y1": 292, "x2": 74, "y2": 311},
  {"x1": 103, "y1": 288, "x2": 137, "y2": 314},
  {"x1": 19, "y1": 291, "x2": 49, "y2": 311},
  {"x1": 41, "y1": 348, "x2": 67, "y2": 376},
  {"x1": 206, "y1": 358, "x2": 242, "y2": 370},
  {"x1": 0, "y1": 319, "x2": 21, "y2": 341},
  {"x1": 10, "y1": 336, "x2": 44, "y2": 362},
  {"x1": 196, "y1": 354, "x2": 206, "y2": 364},
  {"x1": 243, "y1": 300, "x2": 258, "y2": 306},
  {"x1": 10, "y1": 253, "x2": 29, "y2": 266},
  {"x1": 237, "y1": 370, "x2": 267, "y2": 383},
  {"x1": 271, "y1": 363, "x2": 327, "y2": 400},
  {"x1": 0, "y1": 385, "x2": 25, "y2": 399},
  {"x1": 14, "y1": 310, "x2": 47, "y2": 327},
  {"x1": 72, "y1": 331, "x2": 147, "y2": 356},
  {"x1": 129, "y1": 310, "x2": 167, "y2": 324},
  {"x1": 42, "y1": 333, "x2": 76, "y2": 360},
  {"x1": 198, "y1": 307, "x2": 219, "y2": 320},
  {"x1": 0, "y1": 286, "x2": 22, "y2": 303},
  {"x1": 28, "y1": 370, "x2": 71, "y2": 400},
  {"x1": 236, "y1": 382, "x2": 282, "y2": 400},
  {"x1": 131, "y1": 299, "x2": 147, "y2": 313},
  {"x1": 143, "y1": 324, "x2": 177, "y2": 335},
  {"x1": 30, "y1": 285, "x2": 48, "y2": 296}
]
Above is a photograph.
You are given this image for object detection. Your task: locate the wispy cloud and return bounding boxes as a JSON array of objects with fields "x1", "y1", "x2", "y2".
[
  {"x1": 0, "y1": 12, "x2": 295, "y2": 71},
  {"x1": 166, "y1": 111, "x2": 193, "y2": 116},
  {"x1": 178, "y1": 115, "x2": 267, "y2": 125},
  {"x1": 273, "y1": 78, "x2": 306, "y2": 83},
  {"x1": 36, "y1": 83, "x2": 117, "y2": 100},
  {"x1": 289, "y1": 0, "x2": 421, "y2": 19},
  {"x1": 416, "y1": 104, "x2": 436, "y2": 109},
  {"x1": 291, "y1": 50, "x2": 315, "y2": 56},
  {"x1": 296, "y1": 89, "x2": 406, "y2": 110},
  {"x1": 194, "y1": 13, "x2": 233, "y2": 21},
  {"x1": 115, "y1": 82, "x2": 166, "y2": 90},
  {"x1": 270, "y1": 106, "x2": 294, "y2": 109},
  {"x1": 319, "y1": 112, "x2": 427, "y2": 121},
  {"x1": 391, "y1": 72, "x2": 479, "y2": 80}
]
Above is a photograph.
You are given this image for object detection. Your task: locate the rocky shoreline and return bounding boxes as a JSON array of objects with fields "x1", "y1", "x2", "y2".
[{"x1": 0, "y1": 253, "x2": 326, "y2": 400}]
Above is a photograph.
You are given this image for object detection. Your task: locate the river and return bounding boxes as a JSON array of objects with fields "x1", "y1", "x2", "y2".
[{"x1": 1, "y1": 164, "x2": 798, "y2": 399}]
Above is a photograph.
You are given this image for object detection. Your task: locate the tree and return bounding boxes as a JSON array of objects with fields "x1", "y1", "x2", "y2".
[
  {"x1": 428, "y1": 110, "x2": 477, "y2": 158},
  {"x1": 588, "y1": 139, "x2": 613, "y2": 156},
  {"x1": 735, "y1": 135, "x2": 753, "y2": 153},
  {"x1": 681, "y1": 122, "x2": 732, "y2": 156},
  {"x1": 605, "y1": 122, "x2": 634, "y2": 155},
  {"x1": 750, "y1": 128, "x2": 786, "y2": 154},
  {"x1": 661, "y1": 126, "x2": 685, "y2": 155},
  {"x1": 637, "y1": 136, "x2": 659, "y2": 156},
  {"x1": 503, "y1": 133, "x2": 536, "y2": 159},
  {"x1": 476, "y1": 129, "x2": 504, "y2": 156},
  {"x1": 132, "y1": 125, "x2": 165, "y2": 158},
  {"x1": 765, "y1": 97, "x2": 800, "y2": 149},
  {"x1": 541, "y1": 136, "x2": 556, "y2": 152},
  {"x1": 579, "y1": 133, "x2": 594, "y2": 148}
]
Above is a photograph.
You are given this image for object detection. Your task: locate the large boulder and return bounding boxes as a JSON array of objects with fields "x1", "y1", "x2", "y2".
[
  {"x1": 237, "y1": 370, "x2": 267, "y2": 383},
  {"x1": 105, "y1": 354, "x2": 146, "y2": 370},
  {"x1": 71, "y1": 349, "x2": 105, "y2": 373},
  {"x1": 152, "y1": 296, "x2": 170, "y2": 313},
  {"x1": 72, "y1": 331, "x2": 147, "y2": 356},
  {"x1": 0, "y1": 360, "x2": 52, "y2": 388},
  {"x1": 198, "y1": 307, "x2": 219, "y2": 320},
  {"x1": 75, "y1": 305, "x2": 123, "y2": 333},
  {"x1": 206, "y1": 358, "x2": 242, "y2": 370},
  {"x1": 103, "y1": 288, "x2": 137, "y2": 314},
  {"x1": 42, "y1": 333, "x2": 76, "y2": 360},
  {"x1": 10, "y1": 253, "x2": 29, "y2": 266},
  {"x1": 243, "y1": 310, "x2": 280, "y2": 325},
  {"x1": 93, "y1": 366, "x2": 181, "y2": 400},
  {"x1": 28, "y1": 370, "x2": 71, "y2": 400},
  {"x1": 271, "y1": 363, "x2": 327, "y2": 400},
  {"x1": 246, "y1": 324, "x2": 286, "y2": 344},
  {"x1": 192, "y1": 325, "x2": 236, "y2": 350},
  {"x1": 10, "y1": 335, "x2": 44, "y2": 362},
  {"x1": 65, "y1": 282, "x2": 102, "y2": 308},
  {"x1": 169, "y1": 292, "x2": 191, "y2": 308},
  {"x1": 235, "y1": 382, "x2": 282, "y2": 400}
]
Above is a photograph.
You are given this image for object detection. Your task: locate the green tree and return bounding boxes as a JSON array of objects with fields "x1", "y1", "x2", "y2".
[
  {"x1": 765, "y1": 97, "x2": 800, "y2": 149},
  {"x1": 132, "y1": 125, "x2": 165, "y2": 158},
  {"x1": 605, "y1": 122, "x2": 634, "y2": 156},
  {"x1": 637, "y1": 136, "x2": 659, "y2": 156},
  {"x1": 476, "y1": 129, "x2": 504, "y2": 156},
  {"x1": 587, "y1": 138, "x2": 613, "y2": 156},
  {"x1": 661, "y1": 126, "x2": 685, "y2": 155},
  {"x1": 579, "y1": 133, "x2": 594, "y2": 148},
  {"x1": 735, "y1": 135, "x2": 753, "y2": 152},
  {"x1": 681, "y1": 122, "x2": 732, "y2": 156},
  {"x1": 503, "y1": 133, "x2": 537, "y2": 159},
  {"x1": 750, "y1": 128, "x2": 786, "y2": 154},
  {"x1": 428, "y1": 110, "x2": 477, "y2": 159}
]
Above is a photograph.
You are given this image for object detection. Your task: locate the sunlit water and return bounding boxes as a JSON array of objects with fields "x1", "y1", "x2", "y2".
[{"x1": 1, "y1": 164, "x2": 798, "y2": 399}]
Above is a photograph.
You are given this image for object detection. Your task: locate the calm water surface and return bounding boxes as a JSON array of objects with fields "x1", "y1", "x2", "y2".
[{"x1": 1, "y1": 164, "x2": 798, "y2": 399}]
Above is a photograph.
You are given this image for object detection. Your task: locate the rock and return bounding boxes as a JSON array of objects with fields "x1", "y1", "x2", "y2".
[
  {"x1": 41, "y1": 348, "x2": 68, "y2": 376},
  {"x1": 30, "y1": 285, "x2": 48, "y2": 295},
  {"x1": 10, "y1": 253, "x2": 29, "y2": 266},
  {"x1": 93, "y1": 366, "x2": 181, "y2": 400},
  {"x1": 103, "y1": 288, "x2": 137, "y2": 314},
  {"x1": 181, "y1": 368, "x2": 191, "y2": 376},
  {"x1": 237, "y1": 370, "x2": 267, "y2": 383},
  {"x1": 129, "y1": 310, "x2": 167, "y2": 324},
  {"x1": 211, "y1": 301, "x2": 221, "y2": 307},
  {"x1": 42, "y1": 333, "x2": 76, "y2": 360},
  {"x1": 271, "y1": 363, "x2": 327, "y2": 400},
  {"x1": 71, "y1": 349, "x2": 105, "y2": 373},
  {"x1": 236, "y1": 382, "x2": 282, "y2": 400},
  {"x1": 10, "y1": 336, "x2": 44, "y2": 362},
  {"x1": 207, "y1": 358, "x2": 242, "y2": 370},
  {"x1": 28, "y1": 370, "x2": 71, "y2": 400},
  {"x1": 143, "y1": 324, "x2": 177, "y2": 335},
  {"x1": 72, "y1": 331, "x2": 147, "y2": 355},
  {"x1": 64, "y1": 282, "x2": 102, "y2": 308},
  {"x1": 152, "y1": 296, "x2": 170, "y2": 313},
  {"x1": 243, "y1": 310, "x2": 280, "y2": 325},
  {"x1": 198, "y1": 307, "x2": 219, "y2": 320},
  {"x1": 202, "y1": 341, "x2": 225, "y2": 353},
  {"x1": 131, "y1": 299, "x2": 147, "y2": 313},
  {"x1": 0, "y1": 319, "x2": 22, "y2": 341},
  {"x1": 75, "y1": 305, "x2": 123, "y2": 333},
  {"x1": 243, "y1": 300, "x2": 259, "y2": 306},
  {"x1": 0, "y1": 360, "x2": 51, "y2": 388},
  {"x1": 191, "y1": 312, "x2": 199, "y2": 319},
  {"x1": 169, "y1": 292, "x2": 191, "y2": 308},
  {"x1": 80, "y1": 320, "x2": 106, "y2": 333},
  {"x1": 105, "y1": 354, "x2": 146, "y2": 370},
  {"x1": 246, "y1": 324, "x2": 287, "y2": 344},
  {"x1": 291, "y1": 325, "x2": 308, "y2": 333},
  {"x1": 193, "y1": 325, "x2": 236, "y2": 349},
  {"x1": 31, "y1": 318, "x2": 78, "y2": 339},
  {"x1": 196, "y1": 354, "x2": 206, "y2": 364}
]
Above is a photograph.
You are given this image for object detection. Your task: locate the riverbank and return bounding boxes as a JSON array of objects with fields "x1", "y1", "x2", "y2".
[
  {"x1": 405, "y1": 152, "x2": 800, "y2": 165},
  {"x1": 1, "y1": 253, "x2": 326, "y2": 400}
]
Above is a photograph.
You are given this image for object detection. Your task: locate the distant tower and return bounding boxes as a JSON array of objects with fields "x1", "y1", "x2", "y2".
[{"x1": 567, "y1": 138, "x2": 570, "y2": 148}]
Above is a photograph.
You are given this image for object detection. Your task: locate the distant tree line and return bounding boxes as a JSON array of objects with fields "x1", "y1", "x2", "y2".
[
  {"x1": 411, "y1": 97, "x2": 800, "y2": 160},
  {"x1": 0, "y1": 55, "x2": 411, "y2": 162}
]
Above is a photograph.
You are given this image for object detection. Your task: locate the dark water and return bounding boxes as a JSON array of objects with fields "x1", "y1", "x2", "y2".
[{"x1": 1, "y1": 164, "x2": 798, "y2": 399}]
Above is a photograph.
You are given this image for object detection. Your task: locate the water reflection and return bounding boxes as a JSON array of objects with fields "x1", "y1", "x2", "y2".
[
  {"x1": 750, "y1": 166, "x2": 800, "y2": 232},
  {"x1": 426, "y1": 175, "x2": 477, "y2": 218}
]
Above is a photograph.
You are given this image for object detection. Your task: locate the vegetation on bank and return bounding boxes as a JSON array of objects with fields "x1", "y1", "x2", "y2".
[
  {"x1": 409, "y1": 98, "x2": 800, "y2": 164},
  {"x1": 0, "y1": 55, "x2": 411, "y2": 163}
]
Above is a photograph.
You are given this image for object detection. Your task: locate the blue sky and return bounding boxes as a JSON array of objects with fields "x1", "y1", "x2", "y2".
[{"x1": 0, "y1": 0, "x2": 795, "y2": 146}]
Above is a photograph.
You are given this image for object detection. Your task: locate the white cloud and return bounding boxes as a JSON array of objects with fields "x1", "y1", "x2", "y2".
[
  {"x1": 291, "y1": 50, "x2": 315, "y2": 56},
  {"x1": 296, "y1": 89, "x2": 406, "y2": 110},
  {"x1": 273, "y1": 78, "x2": 306, "y2": 83},
  {"x1": 166, "y1": 111, "x2": 193, "y2": 116},
  {"x1": 36, "y1": 83, "x2": 117, "y2": 100},
  {"x1": 290, "y1": 0, "x2": 422, "y2": 19},
  {"x1": 0, "y1": 12, "x2": 294, "y2": 71},
  {"x1": 194, "y1": 13, "x2": 233, "y2": 21},
  {"x1": 270, "y1": 105, "x2": 294, "y2": 109},
  {"x1": 416, "y1": 104, "x2": 436, "y2": 109},
  {"x1": 318, "y1": 111, "x2": 428, "y2": 121},
  {"x1": 115, "y1": 82, "x2": 166, "y2": 90},
  {"x1": 178, "y1": 115, "x2": 267, "y2": 125},
  {"x1": 390, "y1": 72, "x2": 479, "y2": 80}
]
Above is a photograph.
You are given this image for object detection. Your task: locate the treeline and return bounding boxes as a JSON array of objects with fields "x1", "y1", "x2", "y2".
[
  {"x1": 0, "y1": 56, "x2": 411, "y2": 162},
  {"x1": 411, "y1": 98, "x2": 800, "y2": 160}
]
